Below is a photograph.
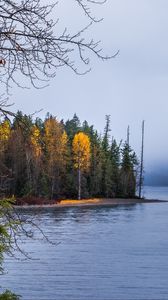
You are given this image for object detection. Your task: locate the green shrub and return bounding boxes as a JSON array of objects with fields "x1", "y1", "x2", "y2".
[{"x1": 0, "y1": 290, "x2": 20, "y2": 300}]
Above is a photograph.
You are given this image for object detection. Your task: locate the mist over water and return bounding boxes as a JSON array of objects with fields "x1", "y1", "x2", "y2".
[
  {"x1": 144, "y1": 186, "x2": 168, "y2": 201},
  {"x1": 144, "y1": 161, "x2": 168, "y2": 187}
]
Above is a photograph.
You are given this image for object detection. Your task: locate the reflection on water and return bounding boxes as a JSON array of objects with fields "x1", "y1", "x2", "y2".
[{"x1": 1, "y1": 200, "x2": 168, "y2": 300}]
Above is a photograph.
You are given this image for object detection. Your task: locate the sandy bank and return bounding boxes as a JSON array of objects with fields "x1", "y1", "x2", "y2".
[{"x1": 14, "y1": 198, "x2": 168, "y2": 209}]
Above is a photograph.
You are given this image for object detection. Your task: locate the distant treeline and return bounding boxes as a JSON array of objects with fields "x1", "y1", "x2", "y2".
[{"x1": 0, "y1": 112, "x2": 139, "y2": 200}]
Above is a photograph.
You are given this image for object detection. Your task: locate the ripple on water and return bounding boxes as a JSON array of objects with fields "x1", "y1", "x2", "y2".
[{"x1": 1, "y1": 201, "x2": 168, "y2": 300}]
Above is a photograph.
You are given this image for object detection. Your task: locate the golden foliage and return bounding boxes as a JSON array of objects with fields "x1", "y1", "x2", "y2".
[
  {"x1": 30, "y1": 125, "x2": 42, "y2": 158},
  {"x1": 0, "y1": 120, "x2": 11, "y2": 142},
  {"x1": 44, "y1": 118, "x2": 61, "y2": 161},
  {"x1": 0, "y1": 120, "x2": 11, "y2": 157},
  {"x1": 44, "y1": 118, "x2": 68, "y2": 168},
  {"x1": 72, "y1": 132, "x2": 91, "y2": 171},
  {"x1": 61, "y1": 131, "x2": 68, "y2": 149}
]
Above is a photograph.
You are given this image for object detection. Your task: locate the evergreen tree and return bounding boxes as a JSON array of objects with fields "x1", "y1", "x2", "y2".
[
  {"x1": 120, "y1": 142, "x2": 138, "y2": 198},
  {"x1": 101, "y1": 115, "x2": 114, "y2": 197},
  {"x1": 65, "y1": 114, "x2": 81, "y2": 142},
  {"x1": 110, "y1": 139, "x2": 121, "y2": 197},
  {"x1": 102, "y1": 115, "x2": 111, "y2": 152},
  {"x1": 88, "y1": 128, "x2": 103, "y2": 197}
]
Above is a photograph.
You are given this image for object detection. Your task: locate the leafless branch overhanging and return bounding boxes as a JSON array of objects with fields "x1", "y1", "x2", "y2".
[{"x1": 0, "y1": 0, "x2": 119, "y2": 94}]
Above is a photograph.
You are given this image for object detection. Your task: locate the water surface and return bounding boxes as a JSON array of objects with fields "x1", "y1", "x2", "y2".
[
  {"x1": 144, "y1": 185, "x2": 168, "y2": 201},
  {"x1": 1, "y1": 187, "x2": 168, "y2": 300}
]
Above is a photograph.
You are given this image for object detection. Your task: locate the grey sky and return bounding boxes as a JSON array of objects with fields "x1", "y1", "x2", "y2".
[{"x1": 11, "y1": 0, "x2": 168, "y2": 175}]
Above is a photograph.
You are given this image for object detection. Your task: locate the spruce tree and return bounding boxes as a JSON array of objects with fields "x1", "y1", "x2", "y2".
[{"x1": 120, "y1": 142, "x2": 138, "y2": 198}]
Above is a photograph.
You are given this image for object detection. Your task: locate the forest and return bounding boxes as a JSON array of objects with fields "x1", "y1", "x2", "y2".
[{"x1": 0, "y1": 112, "x2": 139, "y2": 201}]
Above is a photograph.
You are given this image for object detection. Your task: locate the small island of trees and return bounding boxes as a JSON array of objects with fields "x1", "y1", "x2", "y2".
[{"x1": 0, "y1": 113, "x2": 139, "y2": 202}]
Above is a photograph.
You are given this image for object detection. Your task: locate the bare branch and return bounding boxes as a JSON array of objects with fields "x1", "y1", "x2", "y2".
[{"x1": 0, "y1": 0, "x2": 118, "y2": 93}]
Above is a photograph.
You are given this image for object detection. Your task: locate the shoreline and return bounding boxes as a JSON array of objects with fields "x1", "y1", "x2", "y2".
[{"x1": 14, "y1": 198, "x2": 168, "y2": 209}]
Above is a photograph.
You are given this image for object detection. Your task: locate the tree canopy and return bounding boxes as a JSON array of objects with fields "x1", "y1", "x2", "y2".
[{"x1": 0, "y1": 112, "x2": 139, "y2": 200}]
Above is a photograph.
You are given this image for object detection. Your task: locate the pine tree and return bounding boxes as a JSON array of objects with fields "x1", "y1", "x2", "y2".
[
  {"x1": 65, "y1": 114, "x2": 81, "y2": 142},
  {"x1": 102, "y1": 115, "x2": 111, "y2": 152},
  {"x1": 101, "y1": 115, "x2": 114, "y2": 197},
  {"x1": 120, "y1": 142, "x2": 138, "y2": 198},
  {"x1": 89, "y1": 128, "x2": 103, "y2": 197},
  {"x1": 110, "y1": 139, "x2": 121, "y2": 197}
]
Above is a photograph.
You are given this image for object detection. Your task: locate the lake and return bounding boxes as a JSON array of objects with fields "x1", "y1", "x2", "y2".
[
  {"x1": 144, "y1": 186, "x2": 168, "y2": 201},
  {"x1": 1, "y1": 186, "x2": 168, "y2": 300}
]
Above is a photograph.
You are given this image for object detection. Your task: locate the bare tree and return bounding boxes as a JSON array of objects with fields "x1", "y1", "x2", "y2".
[
  {"x1": 139, "y1": 120, "x2": 145, "y2": 198},
  {"x1": 0, "y1": 0, "x2": 118, "y2": 96}
]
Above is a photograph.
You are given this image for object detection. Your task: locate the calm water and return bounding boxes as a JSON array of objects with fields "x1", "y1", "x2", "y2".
[
  {"x1": 1, "y1": 186, "x2": 168, "y2": 300},
  {"x1": 144, "y1": 186, "x2": 168, "y2": 201}
]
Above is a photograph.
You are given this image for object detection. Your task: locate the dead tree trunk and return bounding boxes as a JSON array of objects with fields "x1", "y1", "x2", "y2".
[
  {"x1": 139, "y1": 120, "x2": 145, "y2": 198},
  {"x1": 127, "y1": 125, "x2": 130, "y2": 146}
]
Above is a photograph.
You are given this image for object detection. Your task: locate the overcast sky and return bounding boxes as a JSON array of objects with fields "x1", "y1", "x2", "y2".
[{"x1": 11, "y1": 0, "x2": 168, "y2": 176}]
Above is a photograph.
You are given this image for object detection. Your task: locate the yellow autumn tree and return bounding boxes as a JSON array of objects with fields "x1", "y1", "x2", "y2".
[
  {"x1": 0, "y1": 119, "x2": 11, "y2": 195},
  {"x1": 30, "y1": 125, "x2": 42, "y2": 159},
  {"x1": 44, "y1": 117, "x2": 68, "y2": 199},
  {"x1": 0, "y1": 119, "x2": 11, "y2": 168},
  {"x1": 0, "y1": 119, "x2": 11, "y2": 144},
  {"x1": 72, "y1": 132, "x2": 91, "y2": 200},
  {"x1": 29, "y1": 125, "x2": 42, "y2": 195}
]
